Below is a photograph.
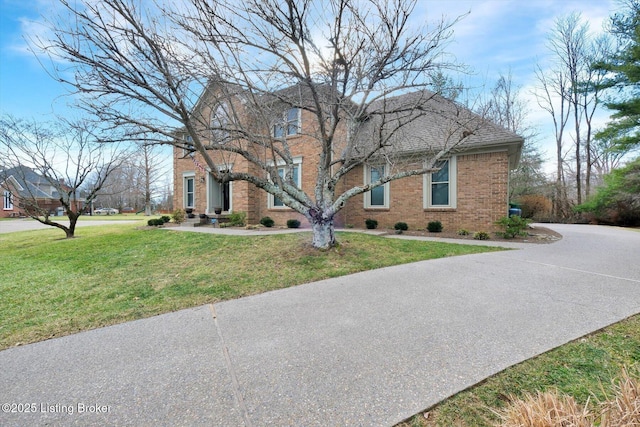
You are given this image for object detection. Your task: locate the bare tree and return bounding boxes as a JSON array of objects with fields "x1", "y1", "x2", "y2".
[
  {"x1": 544, "y1": 14, "x2": 611, "y2": 204},
  {"x1": 37, "y1": 0, "x2": 482, "y2": 249},
  {"x1": 139, "y1": 143, "x2": 166, "y2": 215},
  {"x1": 581, "y1": 34, "x2": 612, "y2": 197},
  {"x1": 548, "y1": 13, "x2": 589, "y2": 205},
  {"x1": 0, "y1": 115, "x2": 125, "y2": 238},
  {"x1": 484, "y1": 71, "x2": 546, "y2": 199},
  {"x1": 534, "y1": 64, "x2": 572, "y2": 217},
  {"x1": 94, "y1": 143, "x2": 166, "y2": 215},
  {"x1": 94, "y1": 162, "x2": 138, "y2": 211}
]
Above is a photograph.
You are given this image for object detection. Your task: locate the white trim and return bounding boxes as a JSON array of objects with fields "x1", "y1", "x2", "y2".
[
  {"x1": 1, "y1": 176, "x2": 24, "y2": 192},
  {"x1": 182, "y1": 172, "x2": 195, "y2": 209},
  {"x1": 364, "y1": 164, "x2": 389, "y2": 209},
  {"x1": 268, "y1": 157, "x2": 303, "y2": 209},
  {"x1": 424, "y1": 156, "x2": 457, "y2": 209}
]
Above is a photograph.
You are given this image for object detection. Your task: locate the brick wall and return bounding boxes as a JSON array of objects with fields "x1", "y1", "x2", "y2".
[
  {"x1": 339, "y1": 150, "x2": 510, "y2": 233},
  {"x1": 174, "y1": 99, "x2": 512, "y2": 232},
  {"x1": 253, "y1": 109, "x2": 326, "y2": 227}
]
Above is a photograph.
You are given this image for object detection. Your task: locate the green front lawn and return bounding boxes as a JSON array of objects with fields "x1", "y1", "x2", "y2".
[
  {"x1": 397, "y1": 314, "x2": 640, "y2": 426},
  {"x1": 77, "y1": 213, "x2": 153, "y2": 220},
  {"x1": 0, "y1": 224, "x2": 501, "y2": 349}
]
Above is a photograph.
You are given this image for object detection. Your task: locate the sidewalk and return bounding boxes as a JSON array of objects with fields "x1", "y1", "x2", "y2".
[{"x1": 1, "y1": 224, "x2": 639, "y2": 426}]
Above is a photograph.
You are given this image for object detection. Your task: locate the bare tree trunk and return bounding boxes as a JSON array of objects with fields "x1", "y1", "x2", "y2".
[
  {"x1": 574, "y1": 113, "x2": 582, "y2": 205},
  {"x1": 310, "y1": 217, "x2": 336, "y2": 250},
  {"x1": 144, "y1": 145, "x2": 152, "y2": 216},
  {"x1": 555, "y1": 154, "x2": 564, "y2": 218}
]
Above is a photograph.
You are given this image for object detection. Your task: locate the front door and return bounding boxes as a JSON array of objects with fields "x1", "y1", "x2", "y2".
[{"x1": 208, "y1": 173, "x2": 231, "y2": 213}]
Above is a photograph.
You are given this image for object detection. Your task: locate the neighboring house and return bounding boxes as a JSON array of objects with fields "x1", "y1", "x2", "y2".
[
  {"x1": 0, "y1": 166, "x2": 84, "y2": 218},
  {"x1": 173, "y1": 87, "x2": 523, "y2": 232},
  {"x1": 1, "y1": 173, "x2": 23, "y2": 218}
]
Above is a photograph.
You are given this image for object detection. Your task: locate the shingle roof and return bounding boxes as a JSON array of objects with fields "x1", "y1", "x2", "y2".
[
  {"x1": 0, "y1": 166, "x2": 74, "y2": 200},
  {"x1": 191, "y1": 82, "x2": 524, "y2": 168},
  {"x1": 352, "y1": 90, "x2": 524, "y2": 167}
]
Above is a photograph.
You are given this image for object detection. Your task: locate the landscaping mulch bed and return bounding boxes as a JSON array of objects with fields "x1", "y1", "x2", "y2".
[{"x1": 383, "y1": 225, "x2": 563, "y2": 244}]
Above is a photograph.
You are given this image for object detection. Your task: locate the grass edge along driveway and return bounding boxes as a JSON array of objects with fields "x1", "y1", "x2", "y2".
[{"x1": 0, "y1": 223, "x2": 503, "y2": 350}]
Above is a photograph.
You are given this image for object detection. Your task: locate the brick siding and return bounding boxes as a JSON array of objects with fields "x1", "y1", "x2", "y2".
[
  {"x1": 173, "y1": 106, "x2": 512, "y2": 232},
  {"x1": 339, "y1": 151, "x2": 510, "y2": 232}
]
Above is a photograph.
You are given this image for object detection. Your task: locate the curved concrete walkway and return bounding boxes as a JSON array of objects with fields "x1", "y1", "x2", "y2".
[{"x1": 1, "y1": 224, "x2": 639, "y2": 426}]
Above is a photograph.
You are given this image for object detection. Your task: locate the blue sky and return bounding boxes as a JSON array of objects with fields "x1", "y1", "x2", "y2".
[{"x1": 0, "y1": 0, "x2": 620, "y2": 169}]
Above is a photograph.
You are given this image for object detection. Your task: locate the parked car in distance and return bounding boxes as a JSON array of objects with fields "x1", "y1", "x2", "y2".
[
  {"x1": 94, "y1": 207, "x2": 119, "y2": 215},
  {"x1": 121, "y1": 207, "x2": 135, "y2": 214}
]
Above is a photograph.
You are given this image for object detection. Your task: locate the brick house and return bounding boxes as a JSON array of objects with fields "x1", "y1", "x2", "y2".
[
  {"x1": 0, "y1": 166, "x2": 83, "y2": 218},
  {"x1": 173, "y1": 87, "x2": 523, "y2": 232},
  {"x1": 1, "y1": 174, "x2": 23, "y2": 218}
]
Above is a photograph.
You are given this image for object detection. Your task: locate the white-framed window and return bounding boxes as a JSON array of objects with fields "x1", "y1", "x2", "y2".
[
  {"x1": 3, "y1": 190, "x2": 13, "y2": 210},
  {"x1": 183, "y1": 173, "x2": 195, "y2": 209},
  {"x1": 364, "y1": 164, "x2": 389, "y2": 209},
  {"x1": 268, "y1": 158, "x2": 302, "y2": 209},
  {"x1": 424, "y1": 157, "x2": 457, "y2": 209},
  {"x1": 273, "y1": 108, "x2": 301, "y2": 138},
  {"x1": 211, "y1": 102, "x2": 230, "y2": 143}
]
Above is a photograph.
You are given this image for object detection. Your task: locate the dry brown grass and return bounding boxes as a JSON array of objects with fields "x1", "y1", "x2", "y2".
[
  {"x1": 600, "y1": 368, "x2": 640, "y2": 427},
  {"x1": 498, "y1": 368, "x2": 639, "y2": 427},
  {"x1": 497, "y1": 391, "x2": 593, "y2": 427}
]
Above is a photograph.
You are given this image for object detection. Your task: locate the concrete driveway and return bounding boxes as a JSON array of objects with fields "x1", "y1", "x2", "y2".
[{"x1": 0, "y1": 224, "x2": 638, "y2": 426}]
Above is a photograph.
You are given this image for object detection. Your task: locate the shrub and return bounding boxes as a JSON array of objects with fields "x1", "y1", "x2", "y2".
[
  {"x1": 160, "y1": 215, "x2": 171, "y2": 223},
  {"x1": 147, "y1": 218, "x2": 164, "y2": 226},
  {"x1": 286, "y1": 219, "x2": 301, "y2": 228},
  {"x1": 228, "y1": 211, "x2": 247, "y2": 227},
  {"x1": 495, "y1": 215, "x2": 531, "y2": 238},
  {"x1": 427, "y1": 220, "x2": 443, "y2": 232},
  {"x1": 260, "y1": 216, "x2": 275, "y2": 227},
  {"x1": 394, "y1": 222, "x2": 409, "y2": 231},
  {"x1": 171, "y1": 209, "x2": 185, "y2": 224},
  {"x1": 575, "y1": 157, "x2": 640, "y2": 226},
  {"x1": 473, "y1": 231, "x2": 490, "y2": 240},
  {"x1": 365, "y1": 218, "x2": 378, "y2": 229},
  {"x1": 457, "y1": 229, "x2": 470, "y2": 236},
  {"x1": 517, "y1": 194, "x2": 553, "y2": 219}
]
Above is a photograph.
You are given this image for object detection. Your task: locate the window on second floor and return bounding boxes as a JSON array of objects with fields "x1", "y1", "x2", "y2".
[
  {"x1": 273, "y1": 108, "x2": 300, "y2": 138},
  {"x1": 211, "y1": 102, "x2": 230, "y2": 143}
]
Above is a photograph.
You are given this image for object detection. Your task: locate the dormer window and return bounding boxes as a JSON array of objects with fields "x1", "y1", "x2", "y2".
[{"x1": 273, "y1": 108, "x2": 300, "y2": 138}]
